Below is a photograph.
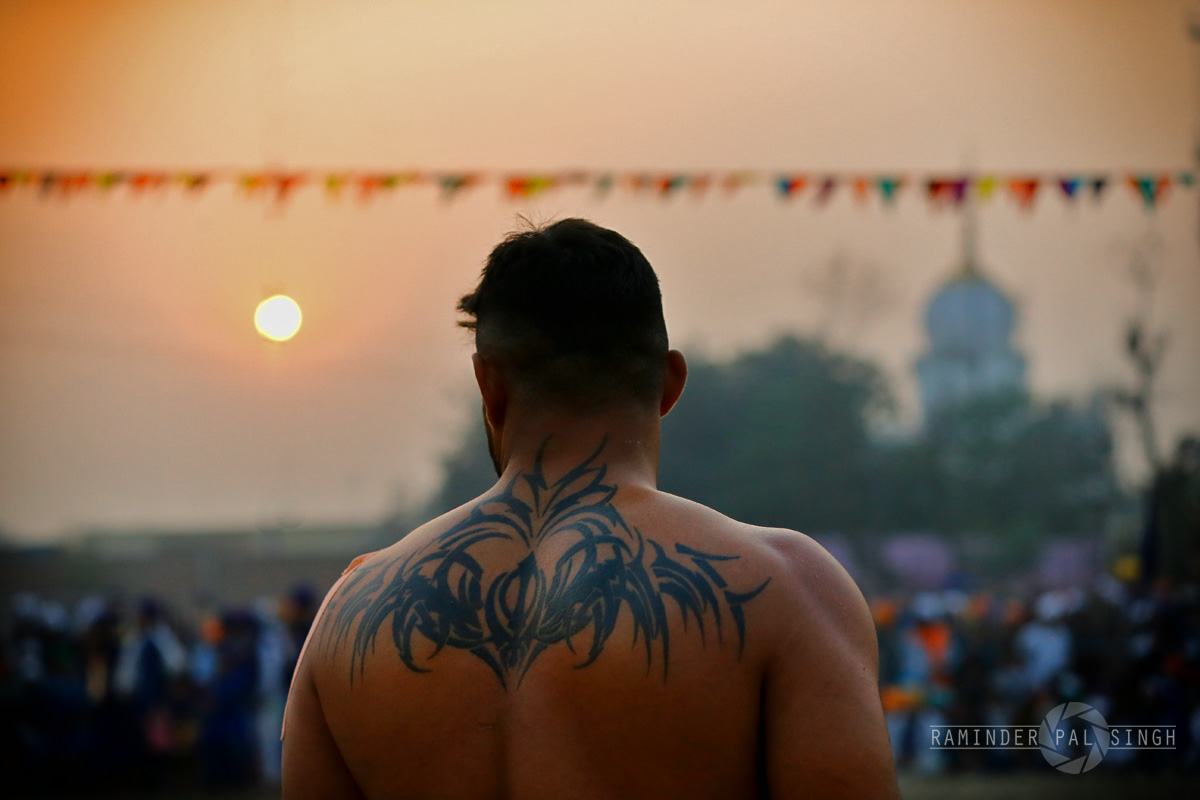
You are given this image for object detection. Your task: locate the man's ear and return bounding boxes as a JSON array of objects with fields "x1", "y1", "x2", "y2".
[
  {"x1": 472, "y1": 353, "x2": 508, "y2": 429},
  {"x1": 659, "y1": 349, "x2": 687, "y2": 417}
]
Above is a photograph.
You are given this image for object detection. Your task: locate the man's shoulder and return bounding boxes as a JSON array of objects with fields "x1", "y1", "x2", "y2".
[
  {"x1": 732, "y1": 526, "x2": 865, "y2": 625},
  {"x1": 332, "y1": 505, "x2": 475, "y2": 581},
  {"x1": 308, "y1": 506, "x2": 478, "y2": 639},
  {"x1": 749, "y1": 527, "x2": 877, "y2": 668},
  {"x1": 659, "y1": 491, "x2": 858, "y2": 585},
  {"x1": 656, "y1": 494, "x2": 874, "y2": 651},
  {"x1": 650, "y1": 492, "x2": 846, "y2": 580}
]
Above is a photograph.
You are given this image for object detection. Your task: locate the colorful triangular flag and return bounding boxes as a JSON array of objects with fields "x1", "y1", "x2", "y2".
[
  {"x1": 654, "y1": 175, "x2": 689, "y2": 196},
  {"x1": 1008, "y1": 177, "x2": 1040, "y2": 210},
  {"x1": 814, "y1": 175, "x2": 837, "y2": 206},
  {"x1": 974, "y1": 175, "x2": 998, "y2": 201},
  {"x1": 95, "y1": 171, "x2": 125, "y2": 190},
  {"x1": 1058, "y1": 176, "x2": 1082, "y2": 201},
  {"x1": 438, "y1": 173, "x2": 478, "y2": 200},
  {"x1": 506, "y1": 175, "x2": 556, "y2": 199},
  {"x1": 623, "y1": 173, "x2": 651, "y2": 193},
  {"x1": 927, "y1": 178, "x2": 968, "y2": 207},
  {"x1": 852, "y1": 177, "x2": 871, "y2": 204},
  {"x1": 1128, "y1": 174, "x2": 1169, "y2": 210},
  {"x1": 593, "y1": 173, "x2": 615, "y2": 197},
  {"x1": 178, "y1": 172, "x2": 209, "y2": 192},
  {"x1": 237, "y1": 173, "x2": 267, "y2": 194},
  {"x1": 273, "y1": 173, "x2": 306, "y2": 202},
  {"x1": 775, "y1": 174, "x2": 807, "y2": 200},
  {"x1": 324, "y1": 174, "x2": 348, "y2": 197},
  {"x1": 876, "y1": 176, "x2": 904, "y2": 205},
  {"x1": 721, "y1": 171, "x2": 760, "y2": 194}
]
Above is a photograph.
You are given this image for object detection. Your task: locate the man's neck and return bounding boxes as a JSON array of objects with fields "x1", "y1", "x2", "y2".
[{"x1": 495, "y1": 404, "x2": 661, "y2": 492}]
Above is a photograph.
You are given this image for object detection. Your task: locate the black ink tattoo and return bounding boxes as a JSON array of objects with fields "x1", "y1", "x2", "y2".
[{"x1": 324, "y1": 438, "x2": 770, "y2": 688}]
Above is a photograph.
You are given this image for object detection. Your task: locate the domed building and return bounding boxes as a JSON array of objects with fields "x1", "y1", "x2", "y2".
[{"x1": 916, "y1": 209, "x2": 1026, "y2": 424}]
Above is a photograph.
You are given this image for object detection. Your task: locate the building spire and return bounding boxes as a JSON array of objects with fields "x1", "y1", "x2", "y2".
[
  {"x1": 959, "y1": 190, "x2": 981, "y2": 278},
  {"x1": 958, "y1": 142, "x2": 981, "y2": 278}
]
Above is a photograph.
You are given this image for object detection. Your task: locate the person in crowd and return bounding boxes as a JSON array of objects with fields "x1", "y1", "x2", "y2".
[{"x1": 1, "y1": 567, "x2": 1197, "y2": 793}]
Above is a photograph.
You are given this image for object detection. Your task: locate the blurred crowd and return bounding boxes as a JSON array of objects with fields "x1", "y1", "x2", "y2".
[
  {"x1": 876, "y1": 576, "x2": 1200, "y2": 773},
  {"x1": 3, "y1": 575, "x2": 1198, "y2": 795},
  {"x1": 0, "y1": 587, "x2": 316, "y2": 796}
]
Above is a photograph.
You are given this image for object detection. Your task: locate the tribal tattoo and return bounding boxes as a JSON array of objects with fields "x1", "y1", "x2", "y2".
[{"x1": 323, "y1": 438, "x2": 770, "y2": 689}]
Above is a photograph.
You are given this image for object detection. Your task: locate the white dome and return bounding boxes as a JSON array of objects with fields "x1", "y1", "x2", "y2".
[{"x1": 925, "y1": 274, "x2": 1015, "y2": 357}]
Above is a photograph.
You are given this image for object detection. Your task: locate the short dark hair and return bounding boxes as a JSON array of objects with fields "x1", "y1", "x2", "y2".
[{"x1": 458, "y1": 218, "x2": 669, "y2": 408}]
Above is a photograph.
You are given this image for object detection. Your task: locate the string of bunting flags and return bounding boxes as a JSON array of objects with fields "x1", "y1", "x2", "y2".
[{"x1": 0, "y1": 167, "x2": 1193, "y2": 211}]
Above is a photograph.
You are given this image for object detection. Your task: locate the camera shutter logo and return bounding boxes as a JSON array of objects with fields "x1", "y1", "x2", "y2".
[{"x1": 1039, "y1": 702, "x2": 1110, "y2": 774}]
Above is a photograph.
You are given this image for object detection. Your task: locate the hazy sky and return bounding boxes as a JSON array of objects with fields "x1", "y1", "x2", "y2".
[{"x1": 1, "y1": 0, "x2": 1198, "y2": 541}]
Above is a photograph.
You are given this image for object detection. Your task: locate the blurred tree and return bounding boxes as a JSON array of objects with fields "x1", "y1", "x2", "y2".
[
  {"x1": 423, "y1": 334, "x2": 1122, "y2": 566},
  {"x1": 1108, "y1": 231, "x2": 1171, "y2": 583},
  {"x1": 659, "y1": 335, "x2": 891, "y2": 532},
  {"x1": 924, "y1": 394, "x2": 1119, "y2": 533},
  {"x1": 422, "y1": 335, "x2": 892, "y2": 533},
  {"x1": 424, "y1": 411, "x2": 495, "y2": 517},
  {"x1": 1157, "y1": 436, "x2": 1200, "y2": 582}
]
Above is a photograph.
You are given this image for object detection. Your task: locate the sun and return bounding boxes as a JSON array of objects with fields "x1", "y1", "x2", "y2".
[{"x1": 255, "y1": 295, "x2": 302, "y2": 342}]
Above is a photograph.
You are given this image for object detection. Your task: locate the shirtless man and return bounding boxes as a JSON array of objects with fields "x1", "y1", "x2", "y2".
[{"x1": 282, "y1": 219, "x2": 900, "y2": 799}]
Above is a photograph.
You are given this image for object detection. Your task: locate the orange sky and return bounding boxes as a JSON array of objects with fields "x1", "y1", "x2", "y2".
[{"x1": 1, "y1": 0, "x2": 1197, "y2": 540}]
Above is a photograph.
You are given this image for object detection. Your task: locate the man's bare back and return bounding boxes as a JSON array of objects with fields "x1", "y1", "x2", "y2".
[
  {"x1": 283, "y1": 438, "x2": 898, "y2": 799},
  {"x1": 282, "y1": 219, "x2": 898, "y2": 798}
]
